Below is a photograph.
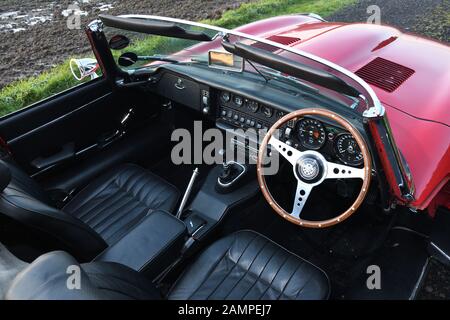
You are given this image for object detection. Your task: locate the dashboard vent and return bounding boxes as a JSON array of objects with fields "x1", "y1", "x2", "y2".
[
  {"x1": 355, "y1": 57, "x2": 415, "y2": 92},
  {"x1": 251, "y1": 35, "x2": 301, "y2": 52}
]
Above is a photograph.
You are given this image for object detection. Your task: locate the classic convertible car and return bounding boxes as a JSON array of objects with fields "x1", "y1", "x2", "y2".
[{"x1": 0, "y1": 13, "x2": 449, "y2": 300}]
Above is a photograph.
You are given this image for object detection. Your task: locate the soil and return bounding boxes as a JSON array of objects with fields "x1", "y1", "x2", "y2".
[
  {"x1": 0, "y1": 0, "x2": 448, "y2": 89},
  {"x1": 328, "y1": 0, "x2": 449, "y2": 43},
  {"x1": 0, "y1": 0, "x2": 255, "y2": 88}
]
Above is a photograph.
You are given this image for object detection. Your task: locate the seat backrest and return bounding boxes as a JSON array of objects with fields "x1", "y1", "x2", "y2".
[
  {"x1": 0, "y1": 160, "x2": 107, "y2": 260},
  {"x1": 6, "y1": 251, "x2": 161, "y2": 300}
]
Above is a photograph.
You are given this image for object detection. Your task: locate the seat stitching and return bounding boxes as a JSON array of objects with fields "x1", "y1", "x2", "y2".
[
  {"x1": 67, "y1": 175, "x2": 120, "y2": 215},
  {"x1": 223, "y1": 239, "x2": 270, "y2": 300},
  {"x1": 241, "y1": 245, "x2": 279, "y2": 300},
  {"x1": 187, "y1": 234, "x2": 253, "y2": 299},
  {"x1": 96, "y1": 204, "x2": 147, "y2": 241},
  {"x1": 94, "y1": 201, "x2": 143, "y2": 236},
  {"x1": 132, "y1": 172, "x2": 157, "y2": 202},
  {"x1": 75, "y1": 183, "x2": 120, "y2": 221},
  {"x1": 257, "y1": 253, "x2": 290, "y2": 300},
  {"x1": 89, "y1": 195, "x2": 141, "y2": 230},
  {"x1": 101, "y1": 207, "x2": 150, "y2": 241},
  {"x1": 294, "y1": 271, "x2": 316, "y2": 300},
  {"x1": 82, "y1": 190, "x2": 132, "y2": 226},
  {"x1": 186, "y1": 250, "x2": 230, "y2": 300},
  {"x1": 275, "y1": 259, "x2": 304, "y2": 300},
  {"x1": 120, "y1": 169, "x2": 149, "y2": 194},
  {"x1": 205, "y1": 234, "x2": 259, "y2": 299},
  {"x1": 228, "y1": 263, "x2": 294, "y2": 300}
]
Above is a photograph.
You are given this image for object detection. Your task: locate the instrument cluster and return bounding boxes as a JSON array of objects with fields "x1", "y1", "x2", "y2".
[
  {"x1": 293, "y1": 117, "x2": 363, "y2": 166},
  {"x1": 216, "y1": 91, "x2": 363, "y2": 167}
]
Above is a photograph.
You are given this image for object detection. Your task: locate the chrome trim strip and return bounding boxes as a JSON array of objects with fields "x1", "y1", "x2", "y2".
[
  {"x1": 431, "y1": 242, "x2": 450, "y2": 262},
  {"x1": 409, "y1": 258, "x2": 430, "y2": 300},
  {"x1": 8, "y1": 92, "x2": 112, "y2": 145}
]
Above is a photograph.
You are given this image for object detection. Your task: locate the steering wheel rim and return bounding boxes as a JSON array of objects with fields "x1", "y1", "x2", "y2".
[{"x1": 257, "y1": 108, "x2": 372, "y2": 228}]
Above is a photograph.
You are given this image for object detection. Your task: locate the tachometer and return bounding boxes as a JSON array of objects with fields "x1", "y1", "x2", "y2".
[
  {"x1": 335, "y1": 133, "x2": 363, "y2": 166},
  {"x1": 297, "y1": 118, "x2": 326, "y2": 150}
]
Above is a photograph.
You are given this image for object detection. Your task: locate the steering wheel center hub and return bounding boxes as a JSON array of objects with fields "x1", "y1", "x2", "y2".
[
  {"x1": 298, "y1": 158, "x2": 320, "y2": 180},
  {"x1": 294, "y1": 151, "x2": 327, "y2": 185}
]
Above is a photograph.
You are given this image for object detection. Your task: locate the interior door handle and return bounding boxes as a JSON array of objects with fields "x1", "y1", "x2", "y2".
[{"x1": 31, "y1": 143, "x2": 75, "y2": 170}]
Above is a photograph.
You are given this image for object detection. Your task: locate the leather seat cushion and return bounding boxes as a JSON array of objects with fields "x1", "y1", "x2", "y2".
[
  {"x1": 64, "y1": 164, "x2": 180, "y2": 245},
  {"x1": 168, "y1": 230, "x2": 330, "y2": 300},
  {"x1": 6, "y1": 251, "x2": 161, "y2": 300}
]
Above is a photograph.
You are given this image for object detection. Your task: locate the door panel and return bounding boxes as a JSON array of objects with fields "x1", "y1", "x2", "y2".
[
  {"x1": 0, "y1": 77, "x2": 169, "y2": 195},
  {"x1": 0, "y1": 78, "x2": 118, "y2": 172}
]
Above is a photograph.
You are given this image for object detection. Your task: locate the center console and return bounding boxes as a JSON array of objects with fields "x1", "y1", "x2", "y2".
[{"x1": 94, "y1": 210, "x2": 187, "y2": 277}]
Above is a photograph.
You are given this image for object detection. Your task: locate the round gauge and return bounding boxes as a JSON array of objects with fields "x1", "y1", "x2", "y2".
[
  {"x1": 262, "y1": 106, "x2": 273, "y2": 118},
  {"x1": 276, "y1": 110, "x2": 285, "y2": 119},
  {"x1": 247, "y1": 100, "x2": 259, "y2": 113},
  {"x1": 335, "y1": 133, "x2": 363, "y2": 166},
  {"x1": 221, "y1": 91, "x2": 230, "y2": 102},
  {"x1": 297, "y1": 118, "x2": 326, "y2": 150},
  {"x1": 233, "y1": 95, "x2": 243, "y2": 107}
]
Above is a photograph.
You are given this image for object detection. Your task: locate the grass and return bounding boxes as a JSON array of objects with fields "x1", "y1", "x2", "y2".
[{"x1": 0, "y1": 0, "x2": 355, "y2": 117}]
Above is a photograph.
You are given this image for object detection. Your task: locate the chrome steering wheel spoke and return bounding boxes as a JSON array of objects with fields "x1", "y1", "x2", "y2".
[
  {"x1": 326, "y1": 161, "x2": 365, "y2": 180},
  {"x1": 268, "y1": 136, "x2": 302, "y2": 166},
  {"x1": 291, "y1": 180, "x2": 313, "y2": 219}
]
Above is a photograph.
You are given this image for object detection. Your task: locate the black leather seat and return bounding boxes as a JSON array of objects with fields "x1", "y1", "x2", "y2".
[
  {"x1": 6, "y1": 231, "x2": 330, "y2": 300},
  {"x1": 168, "y1": 231, "x2": 330, "y2": 300},
  {"x1": 6, "y1": 251, "x2": 162, "y2": 300},
  {"x1": 0, "y1": 160, "x2": 180, "y2": 260}
]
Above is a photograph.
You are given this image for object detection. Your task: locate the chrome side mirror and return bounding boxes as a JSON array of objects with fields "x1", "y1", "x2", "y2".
[{"x1": 70, "y1": 58, "x2": 100, "y2": 81}]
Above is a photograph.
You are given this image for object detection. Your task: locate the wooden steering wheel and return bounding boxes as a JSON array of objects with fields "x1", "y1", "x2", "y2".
[{"x1": 257, "y1": 108, "x2": 372, "y2": 228}]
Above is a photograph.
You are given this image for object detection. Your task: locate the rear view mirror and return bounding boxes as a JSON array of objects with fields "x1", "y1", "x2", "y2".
[
  {"x1": 118, "y1": 52, "x2": 138, "y2": 67},
  {"x1": 109, "y1": 34, "x2": 130, "y2": 50},
  {"x1": 208, "y1": 50, "x2": 243, "y2": 72}
]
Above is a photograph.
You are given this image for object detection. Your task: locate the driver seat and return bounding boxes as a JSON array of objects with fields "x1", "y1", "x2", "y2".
[{"x1": 6, "y1": 231, "x2": 330, "y2": 300}]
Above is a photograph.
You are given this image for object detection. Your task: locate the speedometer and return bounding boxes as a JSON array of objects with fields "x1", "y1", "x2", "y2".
[
  {"x1": 297, "y1": 118, "x2": 326, "y2": 150},
  {"x1": 335, "y1": 133, "x2": 363, "y2": 166}
]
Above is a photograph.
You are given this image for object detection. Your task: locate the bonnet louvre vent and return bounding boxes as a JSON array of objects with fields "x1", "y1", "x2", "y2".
[
  {"x1": 251, "y1": 35, "x2": 301, "y2": 52},
  {"x1": 355, "y1": 57, "x2": 414, "y2": 92},
  {"x1": 266, "y1": 35, "x2": 301, "y2": 46}
]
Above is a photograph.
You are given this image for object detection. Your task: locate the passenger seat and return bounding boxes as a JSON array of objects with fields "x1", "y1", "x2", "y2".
[{"x1": 0, "y1": 160, "x2": 180, "y2": 260}]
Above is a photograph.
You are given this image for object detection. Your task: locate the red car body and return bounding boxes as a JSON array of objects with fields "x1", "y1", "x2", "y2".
[{"x1": 228, "y1": 15, "x2": 449, "y2": 214}]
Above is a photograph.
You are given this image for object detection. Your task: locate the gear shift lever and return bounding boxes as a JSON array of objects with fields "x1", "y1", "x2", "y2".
[{"x1": 216, "y1": 149, "x2": 247, "y2": 193}]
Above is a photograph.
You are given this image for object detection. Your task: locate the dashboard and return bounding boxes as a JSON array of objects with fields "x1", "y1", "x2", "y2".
[{"x1": 216, "y1": 91, "x2": 364, "y2": 167}]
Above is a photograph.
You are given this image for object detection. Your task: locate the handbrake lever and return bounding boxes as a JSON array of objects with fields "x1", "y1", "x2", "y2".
[{"x1": 176, "y1": 168, "x2": 199, "y2": 219}]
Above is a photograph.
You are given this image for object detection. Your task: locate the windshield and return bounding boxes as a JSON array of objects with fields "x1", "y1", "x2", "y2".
[{"x1": 102, "y1": 15, "x2": 377, "y2": 114}]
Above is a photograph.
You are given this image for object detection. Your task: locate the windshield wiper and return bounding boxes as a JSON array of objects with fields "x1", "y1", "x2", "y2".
[
  {"x1": 257, "y1": 67, "x2": 319, "y2": 92},
  {"x1": 118, "y1": 52, "x2": 179, "y2": 67},
  {"x1": 222, "y1": 41, "x2": 360, "y2": 98},
  {"x1": 100, "y1": 14, "x2": 213, "y2": 42}
]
